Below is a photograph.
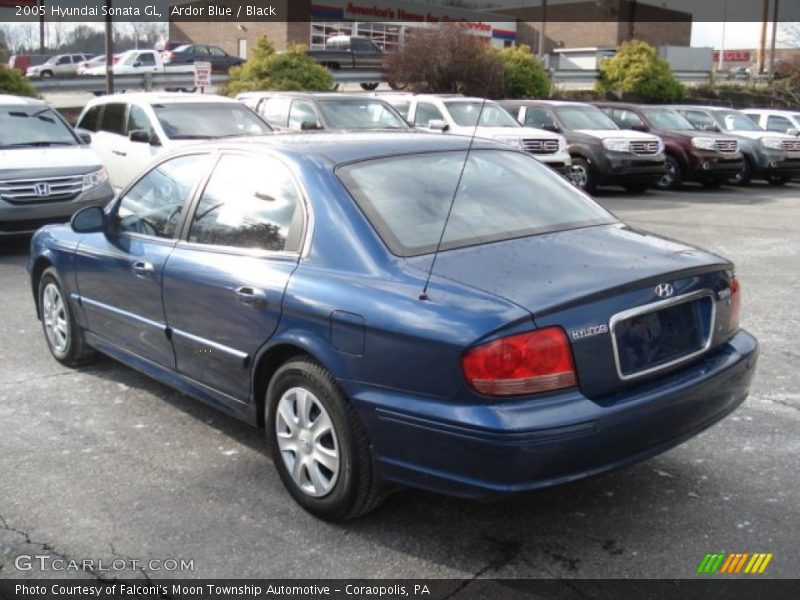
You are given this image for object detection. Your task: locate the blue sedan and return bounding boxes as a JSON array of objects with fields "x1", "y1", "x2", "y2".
[{"x1": 28, "y1": 133, "x2": 758, "y2": 520}]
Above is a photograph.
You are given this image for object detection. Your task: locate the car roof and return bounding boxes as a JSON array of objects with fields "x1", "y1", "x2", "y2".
[
  {"x1": 503, "y1": 100, "x2": 590, "y2": 107},
  {"x1": 86, "y1": 92, "x2": 241, "y2": 105},
  {"x1": 179, "y1": 132, "x2": 509, "y2": 165},
  {"x1": 662, "y1": 105, "x2": 739, "y2": 113},
  {"x1": 741, "y1": 108, "x2": 799, "y2": 115},
  {"x1": 0, "y1": 95, "x2": 47, "y2": 107},
  {"x1": 236, "y1": 92, "x2": 391, "y2": 101}
]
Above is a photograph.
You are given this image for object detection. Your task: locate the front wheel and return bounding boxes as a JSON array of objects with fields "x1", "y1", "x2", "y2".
[
  {"x1": 360, "y1": 82, "x2": 379, "y2": 91},
  {"x1": 728, "y1": 157, "x2": 752, "y2": 186},
  {"x1": 388, "y1": 80, "x2": 408, "y2": 91},
  {"x1": 267, "y1": 359, "x2": 384, "y2": 521},
  {"x1": 655, "y1": 155, "x2": 683, "y2": 190},
  {"x1": 38, "y1": 268, "x2": 95, "y2": 366},
  {"x1": 569, "y1": 157, "x2": 596, "y2": 194}
]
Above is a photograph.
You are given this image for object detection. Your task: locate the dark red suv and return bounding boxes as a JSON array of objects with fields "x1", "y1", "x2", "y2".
[{"x1": 594, "y1": 102, "x2": 744, "y2": 189}]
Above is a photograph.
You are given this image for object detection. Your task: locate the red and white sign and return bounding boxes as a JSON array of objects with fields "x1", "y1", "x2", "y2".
[
  {"x1": 713, "y1": 50, "x2": 752, "y2": 62},
  {"x1": 194, "y1": 61, "x2": 212, "y2": 88}
]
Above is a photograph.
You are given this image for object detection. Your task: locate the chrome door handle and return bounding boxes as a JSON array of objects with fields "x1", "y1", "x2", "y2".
[
  {"x1": 132, "y1": 261, "x2": 154, "y2": 276},
  {"x1": 235, "y1": 286, "x2": 267, "y2": 307},
  {"x1": 112, "y1": 150, "x2": 127, "y2": 156}
]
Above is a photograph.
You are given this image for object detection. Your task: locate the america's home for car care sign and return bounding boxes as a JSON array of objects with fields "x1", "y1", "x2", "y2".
[{"x1": 310, "y1": 0, "x2": 517, "y2": 47}]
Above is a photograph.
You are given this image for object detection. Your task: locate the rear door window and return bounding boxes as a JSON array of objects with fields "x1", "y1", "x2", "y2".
[
  {"x1": 78, "y1": 105, "x2": 102, "y2": 132},
  {"x1": 99, "y1": 103, "x2": 126, "y2": 136}
]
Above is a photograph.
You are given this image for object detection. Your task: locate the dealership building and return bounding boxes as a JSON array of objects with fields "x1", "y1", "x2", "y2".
[{"x1": 169, "y1": 0, "x2": 691, "y2": 61}]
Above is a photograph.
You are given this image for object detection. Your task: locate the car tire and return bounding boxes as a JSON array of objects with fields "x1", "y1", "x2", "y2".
[
  {"x1": 360, "y1": 82, "x2": 379, "y2": 91},
  {"x1": 767, "y1": 174, "x2": 789, "y2": 186},
  {"x1": 38, "y1": 268, "x2": 96, "y2": 367},
  {"x1": 728, "y1": 157, "x2": 752, "y2": 186},
  {"x1": 623, "y1": 182, "x2": 651, "y2": 193},
  {"x1": 569, "y1": 157, "x2": 596, "y2": 194},
  {"x1": 655, "y1": 155, "x2": 683, "y2": 190},
  {"x1": 266, "y1": 358, "x2": 384, "y2": 521},
  {"x1": 388, "y1": 80, "x2": 408, "y2": 91},
  {"x1": 40, "y1": 70, "x2": 53, "y2": 78}
]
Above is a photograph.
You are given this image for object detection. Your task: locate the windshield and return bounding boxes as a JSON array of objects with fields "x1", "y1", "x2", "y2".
[
  {"x1": 317, "y1": 100, "x2": 408, "y2": 129},
  {"x1": 0, "y1": 107, "x2": 78, "y2": 148},
  {"x1": 153, "y1": 103, "x2": 272, "y2": 139},
  {"x1": 445, "y1": 102, "x2": 521, "y2": 128},
  {"x1": 719, "y1": 111, "x2": 762, "y2": 132},
  {"x1": 338, "y1": 150, "x2": 615, "y2": 257},
  {"x1": 642, "y1": 108, "x2": 695, "y2": 130},
  {"x1": 555, "y1": 106, "x2": 618, "y2": 130}
]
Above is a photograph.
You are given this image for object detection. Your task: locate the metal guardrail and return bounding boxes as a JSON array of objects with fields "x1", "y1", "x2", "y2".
[
  {"x1": 551, "y1": 69, "x2": 712, "y2": 84},
  {"x1": 29, "y1": 70, "x2": 387, "y2": 94}
]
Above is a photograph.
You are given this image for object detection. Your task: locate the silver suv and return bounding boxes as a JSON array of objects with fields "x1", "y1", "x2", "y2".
[{"x1": 0, "y1": 95, "x2": 113, "y2": 236}]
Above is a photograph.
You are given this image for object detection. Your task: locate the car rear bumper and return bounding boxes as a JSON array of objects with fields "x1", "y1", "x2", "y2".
[
  {"x1": 0, "y1": 183, "x2": 113, "y2": 236},
  {"x1": 347, "y1": 329, "x2": 758, "y2": 499}
]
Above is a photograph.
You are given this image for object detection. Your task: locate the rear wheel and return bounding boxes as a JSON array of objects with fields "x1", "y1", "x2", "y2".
[
  {"x1": 38, "y1": 268, "x2": 95, "y2": 367},
  {"x1": 388, "y1": 80, "x2": 408, "y2": 91},
  {"x1": 569, "y1": 157, "x2": 596, "y2": 194},
  {"x1": 267, "y1": 359, "x2": 384, "y2": 521},
  {"x1": 360, "y1": 82, "x2": 379, "y2": 91},
  {"x1": 655, "y1": 155, "x2": 683, "y2": 190}
]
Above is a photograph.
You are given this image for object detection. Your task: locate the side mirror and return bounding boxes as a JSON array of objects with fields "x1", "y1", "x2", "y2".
[
  {"x1": 300, "y1": 121, "x2": 322, "y2": 131},
  {"x1": 542, "y1": 122, "x2": 561, "y2": 133},
  {"x1": 427, "y1": 119, "x2": 449, "y2": 132},
  {"x1": 129, "y1": 129, "x2": 161, "y2": 146},
  {"x1": 76, "y1": 131, "x2": 92, "y2": 144},
  {"x1": 71, "y1": 205, "x2": 106, "y2": 234},
  {"x1": 787, "y1": 128, "x2": 799, "y2": 136},
  {"x1": 632, "y1": 123, "x2": 649, "y2": 132},
  {"x1": 133, "y1": 61, "x2": 142, "y2": 68}
]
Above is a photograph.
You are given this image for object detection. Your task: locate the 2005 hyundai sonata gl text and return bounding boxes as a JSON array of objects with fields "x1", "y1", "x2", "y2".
[{"x1": 28, "y1": 133, "x2": 758, "y2": 521}]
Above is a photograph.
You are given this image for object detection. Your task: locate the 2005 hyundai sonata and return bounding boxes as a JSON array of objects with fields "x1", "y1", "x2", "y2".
[{"x1": 28, "y1": 133, "x2": 758, "y2": 520}]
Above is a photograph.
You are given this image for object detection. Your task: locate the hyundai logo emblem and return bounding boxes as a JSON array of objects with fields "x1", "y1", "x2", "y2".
[
  {"x1": 654, "y1": 283, "x2": 675, "y2": 298},
  {"x1": 34, "y1": 183, "x2": 51, "y2": 197}
]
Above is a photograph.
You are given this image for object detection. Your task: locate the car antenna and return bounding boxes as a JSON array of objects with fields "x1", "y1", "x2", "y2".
[{"x1": 419, "y1": 68, "x2": 497, "y2": 302}]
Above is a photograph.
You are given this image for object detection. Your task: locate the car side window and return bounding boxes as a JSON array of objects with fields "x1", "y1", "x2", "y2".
[
  {"x1": 209, "y1": 46, "x2": 226, "y2": 57},
  {"x1": 99, "y1": 103, "x2": 126, "y2": 135},
  {"x1": 188, "y1": 154, "x2": 304, "y2": 253},
  {"x1": 415, "y1": 102, "x2": 446, "y2": 127},
  {"x1": 194, "y1": 45, "x2": 211, "y2": 57},
  {"x1": 352, "y1": 38, "x2": 376, "y2": 52},
  {"x1": 136, "y1": 53, "x2": 156, "y2": 66},
  {"x1": 116, "y1": 155, "x2": 209, "y2": 238},
  {"x1": 523, "y1": 107, "x2": 553, "y2": 129},
  {"x1": 288, "y1": 101, "x2": 320, "y2": 130},
  {"x1": 57, "y1": 56, "x2": 70, "y2": 65},
  {"x1": 611, "y1": 109, "x2": 644, "y2": 130},
  {"x1": 127, "y1": 104, "x2": 153, "y2": 134},
  {"x1": 684, "y1": 110, "x2": 716, "y2": 131},
  {"x1": 78, "y1": 105, "x2": 102, "y2": 132},
  {"x1": 260, "y1": 97, "x2": 291, "y2": 127},
  {"x1": 766, "y1": 115, "x2": 792, "y2": 133}
]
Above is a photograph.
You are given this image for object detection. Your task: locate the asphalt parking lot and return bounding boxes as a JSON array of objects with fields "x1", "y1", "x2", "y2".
[{"x1": 0, "y1": 182, "x2": 798, "y2": 581}]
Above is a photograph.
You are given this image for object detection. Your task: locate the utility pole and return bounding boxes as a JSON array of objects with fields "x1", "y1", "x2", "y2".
[
  {"x1": 718, "y1": 0, "x2": 728, "y2": 72},
  {"x1": 104, "y1": 0, "x2": 114, "y2": 94},
  {"x1": 537, "y1": 0, "x2": 547, "y2": 58},
  {"x1": 38, "y1": 0, "x2": 44, "y2": 54},
  {"x1": 757, "y1": 0, "x2": 769, "y2": 73},
  {"x1": 768, "y1": 0, "x2": 780, "y2": 78}
]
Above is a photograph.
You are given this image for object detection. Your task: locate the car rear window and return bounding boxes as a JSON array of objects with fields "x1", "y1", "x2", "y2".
[{"x1": 338, "y1": 149, "x2": 616, "y2": 257}]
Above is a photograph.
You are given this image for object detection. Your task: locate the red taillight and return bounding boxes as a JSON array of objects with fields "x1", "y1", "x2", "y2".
[
  {"x1": 165, "y1": 52, "x2": 174, "y2": 62},
  {"x1": 461, "y1": 327, "x2": 577, "y2": 396},
  {"x1": 729, "y1": 276, "x2": 741, "y2": 330}
]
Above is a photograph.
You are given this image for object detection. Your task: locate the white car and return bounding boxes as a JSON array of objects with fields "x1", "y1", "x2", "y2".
[
  {"x1": 75, "y1": 93, "x2": 273, "y2": 192},
  {"x1": 82, "y1": 50, "x2": 193, "y2": 76},
  {"x1": 386, "y1": 95, "x2": 571, "y2": 175},
  {"x1": 742, "y1": 109, "x2": 800, "y2": 136},
  {"x1": 26, "y1": 53, "x2": 92, "y2": 78}
]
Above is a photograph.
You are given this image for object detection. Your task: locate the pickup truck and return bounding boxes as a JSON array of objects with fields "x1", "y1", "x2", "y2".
[
  {"x1": 306, "y1": 35, "x2": 404, "y2": 90},
  {"x1": 81, "y1": 49, "x2": 194, "y2": 76}
]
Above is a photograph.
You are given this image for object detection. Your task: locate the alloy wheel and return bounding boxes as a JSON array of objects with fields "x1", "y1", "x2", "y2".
[
  {"x1": 42, "y1": 282, "x2": 69, "y2": 354},
  {"x1": 275, "y1": 387, "x2": 340, "y2": 498},
  {"x1": 570, "y1": 165, "x2": 589, "y2": 189}
]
